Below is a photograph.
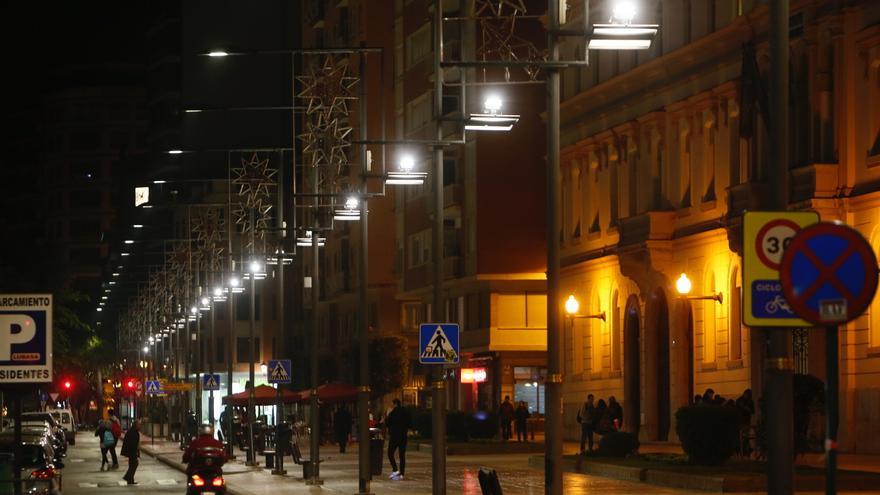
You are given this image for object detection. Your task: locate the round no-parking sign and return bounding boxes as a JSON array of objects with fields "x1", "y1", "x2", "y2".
[
  {"x1": 780, "y1": 222, "x2": 879, "y2": 325},
  {"x1": 756, "y1": 219, "x2": 801, "y2": 270}
]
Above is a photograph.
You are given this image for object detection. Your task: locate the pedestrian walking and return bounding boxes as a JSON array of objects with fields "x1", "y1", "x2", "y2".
[
  {"x1": 333, "y1": 406, "x2": 352, "y2": 453},
  {"x1": 385, "y1": 399, "x2": 410, "y2": 481},
  {"x1": 107, "y1": 409, "x2": 122, "y2": 469},
  {"x1": 95, "y1": 419, "x2": 114, "y2": 471},
  {"x1": 608, "y1": 396, "x2": 623, "y2": 431},
  {"x1": 577, "y1": 394, "x2": 596, "y2": 453},
  {"x1": 514, "y1": 401, "x2": 530, "y2": 442},
  {"x1": 120, "y1": 420, "x2": 141, "y2": 485},
  {"x1": 498, "y1": 395, "x2": 515, "y2": 441}
]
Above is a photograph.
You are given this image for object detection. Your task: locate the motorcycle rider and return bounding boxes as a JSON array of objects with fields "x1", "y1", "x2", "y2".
[{"x1": 183, "y1": 424, "x2": 226, "y2": 475}]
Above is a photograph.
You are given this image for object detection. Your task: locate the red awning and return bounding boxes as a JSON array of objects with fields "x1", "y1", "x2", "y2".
[
  {"x1": 221, "y1": 384, "x2": 302, "y2": 406},
  {"x1": 296, "y1": 382, "x2": 359, "y2": 404}
]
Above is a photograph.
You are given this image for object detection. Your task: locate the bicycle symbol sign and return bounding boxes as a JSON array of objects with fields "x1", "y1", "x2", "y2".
[{"x1": 743, "y1": 211, "x2": 819, "y2": 327}]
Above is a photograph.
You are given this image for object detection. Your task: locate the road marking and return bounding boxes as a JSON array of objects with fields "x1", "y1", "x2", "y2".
[
  {"x1": 156, "y1": 479, "x2": 177, "y2": 485},
  {"x1": 78, "y1": 483, "x2": 98, "y2": 488},
  {"x1": 69, "y1": 458, "x2": 85, "y2": 463}
]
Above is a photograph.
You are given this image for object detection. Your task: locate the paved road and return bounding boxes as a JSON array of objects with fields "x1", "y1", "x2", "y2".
[{"x1": 61, "y1": 432, "x2": 186, "y2": 494}]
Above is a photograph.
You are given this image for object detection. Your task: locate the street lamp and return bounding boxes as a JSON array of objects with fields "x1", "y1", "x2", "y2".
[
  {"x1": 675, "y1": 273, "x2": 723, "y2": 303},
  {"x1": 464, "y1": 95, "x2": 520, "y2": 132},
  {"x1": 386, "y1": 155, "x2": 427, "y2": 185},
  {"x1": 587, "y1": 3, "x2": 658, "y2": 51},
  {"x1": 333, "y1": 196, "x2": 360, "y2": 221},
  {"x1": 208, "y1": 51, "x2": 229, "y2": 57},
  {"x1": 564, "y1": 295, "x2": 606, "y2": 321}
]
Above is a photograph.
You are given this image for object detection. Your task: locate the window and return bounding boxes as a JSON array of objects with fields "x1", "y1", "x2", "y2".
[
  {"x1": 406, "y1": 24, "x2": 431, "y2": 68},
  {"x1": 216, "y1": 337, "x2": 225, "y2": 364},
  {"x1": 401, "y1": 302, "x2": 425, "y2": 332},
  {"x1": 406, "y1": 94, "x2": 432, "y2": 133},
  {"x1": 496, "y1": 293, "x2": 546, "y2": 328},
  {"x1": 591, "y1": 295, "x2": 604, "y2": 373},
  {"x1": 236, "y1": 337, "x2": 261, "y2": 363},
  {"x1": 611, "y1": 291, "x2": 621, "y2": 371},
  {"x1": 679, "y1": 120, "x2": 692, "y2": 207},
  {"x1": 871, "y1": 241, "x2": 880, "y2": 348},
  {"x1": 703, "y1": 272, "x2": 717, "y2": 364},
  {"x1": 729, "y1": 268, "x2": 743, "y2": 360},
  {"x1": 407, "y1": 230, "x2": 431, "y2": 267},
  {"x1": 443, "y1": 158, "x2": 457, "y2": 186},
  {"x1": 236, "y1": 295, "x2": 261, "y2": 320},
  {"x1": 570, "y1": 161, "x2": 582, "y2": 238}
]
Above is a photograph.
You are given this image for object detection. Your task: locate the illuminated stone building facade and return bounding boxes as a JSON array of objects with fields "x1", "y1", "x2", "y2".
[{"x1": 558, "y1": 0, "x2": 880, "y2": 453}]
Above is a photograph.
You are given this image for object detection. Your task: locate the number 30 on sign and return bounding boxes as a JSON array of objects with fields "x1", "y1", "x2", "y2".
[{"x1": 743, "y1": 211, "x2": 819, "y2": 327}]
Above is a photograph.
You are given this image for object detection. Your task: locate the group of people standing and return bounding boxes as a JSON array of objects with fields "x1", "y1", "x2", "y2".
[
  {"x1": 576, "y1": 394, "x2": 624, "y2": 453},
  {"x1": 94, "y1": 409, "x2": 141, "y2": 484},
  {"x1": 498, "y1": 396, "x2": 532, "y2": 442}
]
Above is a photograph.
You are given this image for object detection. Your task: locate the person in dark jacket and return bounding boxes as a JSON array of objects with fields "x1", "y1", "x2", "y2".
[
  {"x1": 608, "y1": 396, "x2": 623, "y2": 431},
  {"x1": 498, "y1": 396, "x2": 515, "y2": 441},
  {"x1": 333, "y1": 406, "x2": 353, "y2": 453},
  {"x1": 514, "y1": 401, "x2": 530, "y2": 442},
  {"x1": 120, "y1": 420, "x2": 141, "y2": 485},
  {"x1": 385, "y1": 399, "x2": 410, "y2": 481},
  {"x1": 577, "y1": 394, "x2": 596, "y2": 453}
]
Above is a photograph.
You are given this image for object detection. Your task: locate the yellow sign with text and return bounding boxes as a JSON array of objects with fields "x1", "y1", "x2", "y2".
[{"x1": 743, "y1": 211, "x2": 819, "y2": 327}]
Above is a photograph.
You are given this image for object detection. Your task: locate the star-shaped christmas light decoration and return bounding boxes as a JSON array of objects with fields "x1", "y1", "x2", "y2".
[
  {"x1": 232, "y1": 198, "x2": 273, "y2": 242},
  {"x1": 191, "y1": 207, "x2": 226, "y2": 256},
  {"x1": 300, "y1": 113, "x2": 352, "y2": 167},
  {"x1": 231, "y1": 153, "x2": 277, "y2": 207},
  {"x1": 474, "y1": 0, "x2": 527, "y2": 16},
  {"x1": 297, "y1": 57, "x2": 359, "y2": 118}
]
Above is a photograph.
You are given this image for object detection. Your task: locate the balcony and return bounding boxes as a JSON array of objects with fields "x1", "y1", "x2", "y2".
[
  {"x1": 617, "y1": 211, "x2": 675, "y2": 248},
  {"x1": 790, "y1": 163, "x2": 838, "y2": 203}
]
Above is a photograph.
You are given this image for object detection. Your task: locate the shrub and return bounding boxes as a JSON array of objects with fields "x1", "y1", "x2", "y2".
[
  {"x1": 468, "y1": 411, "x2": 499, "y2": 439},
  {"x1": 675, "y1": 406, "x2": 739, "y2": 465},
  {"x1": 597, "y1": 431, "x2": 640, "y2": 457}
]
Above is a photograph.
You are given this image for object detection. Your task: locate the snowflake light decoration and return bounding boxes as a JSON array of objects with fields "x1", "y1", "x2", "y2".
[
  {"x1": 297, "y1": 57, "x2": 358, "y2": 118},
  {"x1": 231, "y1": 153, "x2": 277, "y2": 207}
]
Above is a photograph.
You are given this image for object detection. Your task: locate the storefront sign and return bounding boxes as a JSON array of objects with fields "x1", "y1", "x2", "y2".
[{"x1": 460, "y1": 367, "x2": 487, "y2": 383}]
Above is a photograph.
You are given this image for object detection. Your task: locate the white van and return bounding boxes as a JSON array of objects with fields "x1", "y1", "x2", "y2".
[{"x1": 47, "y1": 409, "x2": 76, "y2": 445}]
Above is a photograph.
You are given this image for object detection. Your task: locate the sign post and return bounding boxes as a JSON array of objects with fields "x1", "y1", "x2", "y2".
[
  {"x1": 743, "y1": 212, "x2": 819, "y2": 327},
  {"x1": 780, "y1": 222, "x2": 879, "y2": 495},
  {"x1": 1, "y1": 294, "x2": 53, "y2": 495}
]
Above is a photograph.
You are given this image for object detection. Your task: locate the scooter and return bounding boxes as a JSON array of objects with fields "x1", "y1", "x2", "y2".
[{"x1": 185, "y1": 446, "x2": 226, "y2": 495}]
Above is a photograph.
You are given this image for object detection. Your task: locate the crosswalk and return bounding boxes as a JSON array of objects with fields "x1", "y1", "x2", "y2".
[{"x1": 78, "y1": 480, "x2": 178, "y2": 488}]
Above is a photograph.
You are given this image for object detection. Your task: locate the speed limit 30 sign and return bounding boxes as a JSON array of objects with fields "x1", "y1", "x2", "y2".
[{"x1": 743, "y1": 211, "x2": 819, "y2": 327}]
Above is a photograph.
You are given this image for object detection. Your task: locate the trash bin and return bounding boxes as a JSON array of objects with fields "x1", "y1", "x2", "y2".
[{"x1": 369, "y1": 428, "x2": 384, "y2": 476}]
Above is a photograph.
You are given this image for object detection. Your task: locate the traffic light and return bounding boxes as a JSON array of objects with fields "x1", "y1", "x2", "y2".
[
  {"x1": 63, "y1": 379, "x2": 72, "y2": 391},
  {"x1": 125, "y1": 378, "x2": 136, "y2": 392}
]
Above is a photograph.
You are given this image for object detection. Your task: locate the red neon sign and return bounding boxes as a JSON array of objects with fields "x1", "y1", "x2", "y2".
[{"x1": 460, "y1": 367, "x2": 487, "y2": 383}]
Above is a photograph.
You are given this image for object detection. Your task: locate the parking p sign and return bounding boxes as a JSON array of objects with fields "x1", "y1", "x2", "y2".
[{"x1": 0, "y1": 294, "x2": 53, "y2": 383}]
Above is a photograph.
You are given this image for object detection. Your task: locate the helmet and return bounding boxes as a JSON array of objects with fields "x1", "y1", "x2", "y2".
[{"x1": 199, "y1": 424, "x2": 214, "y2": 436}]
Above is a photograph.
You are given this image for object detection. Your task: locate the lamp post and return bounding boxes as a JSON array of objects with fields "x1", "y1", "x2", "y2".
[{"x1": 674, "y1": 273, "x2": 723, "y2": 303}]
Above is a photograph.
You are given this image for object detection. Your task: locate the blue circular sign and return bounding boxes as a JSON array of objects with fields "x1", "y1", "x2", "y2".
[{"x1": 780, "y1": 222, "x2": 878, "y2": 325}]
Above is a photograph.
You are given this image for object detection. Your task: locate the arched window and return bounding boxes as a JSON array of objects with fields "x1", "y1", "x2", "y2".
[
  {"x1": 704, "y1": 272, "x2": 717, "y2": 364},
  {"x1": 611, "y1": 290, "x2": 621, "y2": 371},
  {"x1": 592, "y1": 294, "x2": 604, "y2": 373},
  {"x1": 871, "y1": 238, "x2": 880, "y2": 348},
  {"x1": 729, "y1": 267, "x2": 743, "y2": 361}
]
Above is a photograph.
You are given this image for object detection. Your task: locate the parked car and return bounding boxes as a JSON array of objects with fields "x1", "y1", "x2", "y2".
[
  {"x1": 0, "y1": 435, "x2": 63, "y2": 495},
  {"x1": 11, "y1": 418, "x2": 67, "y2": 456},
  {"x1": 1, "y1": 427, "x2": 66, "y2": 463},
  {"x1": 47, "y1": 409, "x2": 76, "y2": 445},
  {"x1": 21, "y1": 413, "x2": 67, "y2": 454}
]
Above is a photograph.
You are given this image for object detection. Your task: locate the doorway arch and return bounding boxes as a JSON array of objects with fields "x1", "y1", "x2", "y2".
[
  {"x1": 653, "y1": 288, "x2": 671, "y2": 441},
  {"x1": 623, "y1": 295, "x2": 641, "y2": 435}
]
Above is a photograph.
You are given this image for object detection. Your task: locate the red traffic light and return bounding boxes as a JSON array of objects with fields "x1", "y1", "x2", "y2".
[
  {"x1": 63, "y1": 380, "x2": 72, "y2": 390},
  {"x1": 125, "y1": 379, "x2": 136, "y2": 390}
]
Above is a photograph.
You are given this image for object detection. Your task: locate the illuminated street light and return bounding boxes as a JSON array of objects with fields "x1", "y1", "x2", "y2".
[
  {"x1": 465, "y1": 95, "x2": 519, "y2": 132},
  {"x1": 124, "y1": 240, "x2": 134, "y2": 244},
  {"x1": 296, "y1": 231, "x2": 326, "y2": 247},
  {"x1": 200, "y1": 296, "x2": 210, "y2": 306},
  {"x1": 133, "y1": 224, "x2": 144, "y2": 228},
  {"x1": 167, "y1": 149, "x2": 184, "y2": 155},
  {"x1": 208, "y1": 50, "x2": 229, "y2": 57},
  {"x1": 142, "y1": 346, "x2": 149, "y2": 354},
  {"x1": 334, "y1": 196, "x2": 360, "y2": 221},
  {"x1": 565, "y1": 295, "x2": 579, "y2": 316},
  {"x1": 675, "y1": 273, "x2": 693, "y2": 295},
  {"x1": 611, "y1": 1, "x2": 637, "y2": 24},
  {"x1": 675, "y1": 273, "x2": 723, "y2": 303},
  {"x1": 386, "y1": 155, "x2": 427, "y2": 185}
]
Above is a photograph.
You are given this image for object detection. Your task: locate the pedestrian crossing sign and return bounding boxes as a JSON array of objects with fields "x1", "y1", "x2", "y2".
[
  {"x1": 419, "y1": 323, "x2": 460, "y2": 365},
  {"x1": 145, "y1": 380, "x2": 162, "y2": 395},
  {"x1": 267, "y1": 359, "x2": 292, "y2": 384},
  {"x1": 202, "y1": 373, "x2": 221, "y2": 391}
]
